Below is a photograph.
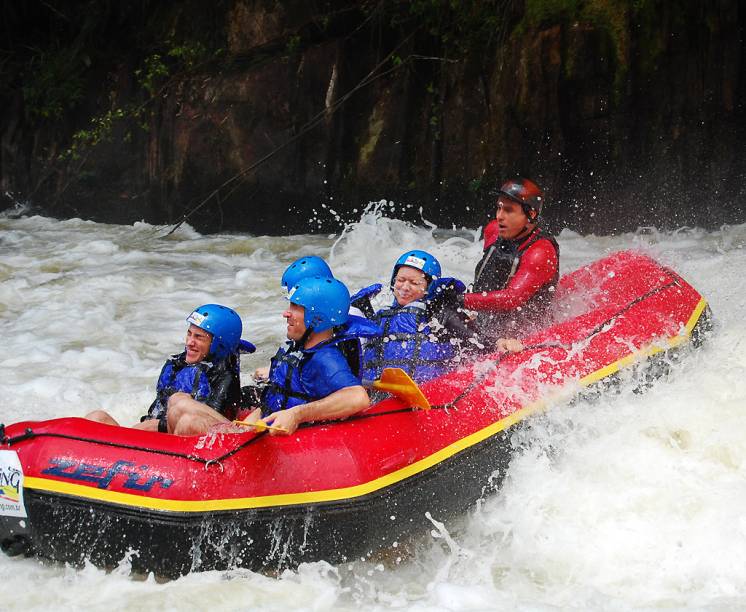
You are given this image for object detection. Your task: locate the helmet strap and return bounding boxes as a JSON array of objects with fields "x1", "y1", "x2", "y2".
[{"x1": 517, "y1": 206, "x2": 539, "y2": 236}]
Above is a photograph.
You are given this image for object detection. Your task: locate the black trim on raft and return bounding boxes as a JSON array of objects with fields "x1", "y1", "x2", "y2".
[{"x1": 3, "y1": 428, "x2": 268, "y2": 464}]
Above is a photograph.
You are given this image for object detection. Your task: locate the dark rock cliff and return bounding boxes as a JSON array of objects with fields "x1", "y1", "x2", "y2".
[{"x1": 1, "y1": 0, "x2": 744, "y2": 235}]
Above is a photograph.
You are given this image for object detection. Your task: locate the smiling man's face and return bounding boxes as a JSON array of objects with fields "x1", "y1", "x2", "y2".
[{"x1": 185, "y1": 324, "x2": 212, "y2": 363}]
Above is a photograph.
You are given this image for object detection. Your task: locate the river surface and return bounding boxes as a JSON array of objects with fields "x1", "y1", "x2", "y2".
[{"x1": 1, "y1": 204, "x2": 745, "y2": 611}]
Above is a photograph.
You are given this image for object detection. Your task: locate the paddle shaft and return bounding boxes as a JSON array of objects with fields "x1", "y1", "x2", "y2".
[{"x1": 233, "y1": 419, "x2": 287, "y2": 433}]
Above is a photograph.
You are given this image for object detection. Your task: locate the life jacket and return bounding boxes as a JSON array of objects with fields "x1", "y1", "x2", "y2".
[
  {"x1": 261, "y1": 318, "x2": 377, "y2": 415},
  {"x1": 146, "y1": 351, "x2": 242, "y2": 424},
  {"x1": 146, "y1": 354, "x2": 214, "y2": 422},
  {"x1": 472, "y1": 225, "x2": 559, "y2": 335},
  {"x1": 361, "y1": 300, "x2": 457, "y2": 383}
]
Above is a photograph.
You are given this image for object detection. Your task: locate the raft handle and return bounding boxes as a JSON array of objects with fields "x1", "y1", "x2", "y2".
[{"x1": 204, "y1": 458, "x2": 224, "y2": 472}]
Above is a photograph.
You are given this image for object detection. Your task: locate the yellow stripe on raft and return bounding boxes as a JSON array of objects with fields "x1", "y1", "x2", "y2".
[{"x1": 24, "y1": 298, "x2": 709, "y2": 513}]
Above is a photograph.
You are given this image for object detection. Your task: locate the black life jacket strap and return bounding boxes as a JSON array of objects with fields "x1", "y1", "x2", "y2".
[{"x1": 190, "y1": 363, "x2": 208, "y2": 396}]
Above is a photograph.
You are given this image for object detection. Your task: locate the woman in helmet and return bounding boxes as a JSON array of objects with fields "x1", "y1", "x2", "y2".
[
  {"x1": 359, "y1": 250, "x2": 472, "y2": 383},
  {"x1": 86, "y1": 304, "x2": 254, "y2": 433},
  {"x1": 239, "y1": 275, "x2": 370, "y2": 435},
  {"x1": 462, "y1": 177, "x2": 560, "y2": 344}
]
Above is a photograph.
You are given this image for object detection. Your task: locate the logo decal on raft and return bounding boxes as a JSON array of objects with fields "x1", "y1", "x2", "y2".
[
  {"x1": 0, "y1": 450, "x2": 27, "y2": 517},
  {"x1": 42, "y1": 459, "x2": 174, "y2": 491}
]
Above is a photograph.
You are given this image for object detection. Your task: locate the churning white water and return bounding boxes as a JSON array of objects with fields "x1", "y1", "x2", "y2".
[{"x1": 1, "y1": 204, "x2": 746, "y2": 611}]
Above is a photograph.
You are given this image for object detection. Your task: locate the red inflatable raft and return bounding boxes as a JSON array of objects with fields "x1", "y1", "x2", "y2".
[{"x1": 0, "y1": 251, "x2": 711, "y2": 577}]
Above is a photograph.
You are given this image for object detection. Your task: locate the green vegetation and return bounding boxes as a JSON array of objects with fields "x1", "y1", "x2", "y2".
[
  {"x1": 521, "y1": 0, "x2": 630, "y2": 96},
  {"x1": 62, "y1": 40, "x2": 221, "y2": 160},
  {"x1": 382, "y1": 0, "x2": 506, "y2": 58},
  {"x1": 518, "y1": 0, "x2": 693, "y2": 101},
  {"x1": 286, "y1": 35, "x2": 302, "y2": 55},
  {"x1": 22, "y1": 47, "x2": 87, "y2": 120}
]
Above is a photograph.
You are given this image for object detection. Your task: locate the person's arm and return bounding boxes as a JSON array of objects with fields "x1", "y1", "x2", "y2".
[
  {"x1": 253, "y1": 366, "x2": 270, "y2": 381},
  {"x1": 463, "y1": 240, "x2": 558, "y2": 312},
  {"x1": 262, "y1": 385, "x2": 369, "y2": 435}
]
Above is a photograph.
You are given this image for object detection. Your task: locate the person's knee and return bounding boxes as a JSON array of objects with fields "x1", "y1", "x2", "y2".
[
  {"x1": 166, "y1": 393, "x2": 190, "y2": 428},
  {"x1": 172, "y1": 412, "x2": 202, "y2": 436},
  {"x1": 168, "y1": 393, "x2": 209, "y2": 435},
  {"x1": 85, "y1": 410, "x2": 117, "y2": 425},
  {"x1": 167, "y1": 392, "x2": 190, "y2": 413}
]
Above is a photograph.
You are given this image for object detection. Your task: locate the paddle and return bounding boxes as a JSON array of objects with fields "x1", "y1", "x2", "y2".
[
  {"x1": 233, "y1": 419, "x2": 288, "y2": 433},
  {"x1": 366, "y1": 367, "x2": 431, "y2": 411},
  {"x1": 232, "y1": 368, "x2": 430, "y2": 433}
]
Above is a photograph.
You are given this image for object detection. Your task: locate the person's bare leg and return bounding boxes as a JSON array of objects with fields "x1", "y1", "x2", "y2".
[
  {"x1": 167, "y1": 392, "x2": 229, "y2": 435},
  {"x1": 84, "y1": 410, "x2": 121, "y2": 426},
  {"x1": 132, "y1": 419, "x2": 160, "y2": 431}
]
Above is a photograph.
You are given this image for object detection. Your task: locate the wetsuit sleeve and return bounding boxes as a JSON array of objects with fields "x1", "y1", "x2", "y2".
[
  {"x1": 302, "y1": 348, "x2": 362, "y2": 398},
  {"x1": 463, "y1": 239, "x2": 558, "y2": 312},
  {"x1": 203, "y1": 361, "x2": 240, "y2": 414}
]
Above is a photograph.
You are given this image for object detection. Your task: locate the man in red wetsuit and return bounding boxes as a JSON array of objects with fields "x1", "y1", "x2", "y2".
[{"x1": 463, "y1": 177, "x2": 559, "y2": 344}]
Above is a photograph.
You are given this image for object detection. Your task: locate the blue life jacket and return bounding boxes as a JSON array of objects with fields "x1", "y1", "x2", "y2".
[
  {"x1": 261, "y1": 319, "x2": 378, "y2": 415},
  {"x1": 361, "y1": 299, "x2": 457, "y2": 383},
  {"x1": 335, "y1": 314, "x2": 383, "y2": 377},
  {"x1": 146, "y1": 352, "x2": 241, "y2": 423},
  {"x1": 146, "y1": 353, "x2": 213, "y2": 421}
]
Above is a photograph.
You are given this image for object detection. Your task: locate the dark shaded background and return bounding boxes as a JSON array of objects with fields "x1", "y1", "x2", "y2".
[{"x1": 1, "y1": 0, "x2": 744, "y2": 235}]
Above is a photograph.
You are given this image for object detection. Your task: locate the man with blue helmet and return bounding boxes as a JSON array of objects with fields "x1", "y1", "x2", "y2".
[
  {"x1": 280, "y1": 255, "x2": 333, "y2": 292},
  {"x1": 86, "y1": 304, "x2": 253, "y2": 433},
  {"x1": 253, "y1": 254, "x2": 337, "y2": 382},
  {"x1": 359, "y1": 250, "x2": 472, "y2": 383},
  {"x1": 252, "y1": 254, "x2": 379, "y2": 381},
  {"x1": 240, "y1": 275, "x2": 370, "y2": 435}
]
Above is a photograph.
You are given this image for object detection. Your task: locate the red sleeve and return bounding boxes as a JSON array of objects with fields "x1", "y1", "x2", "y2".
[
  {"x1": 463, "y1": 239, "x2": 558, "y2": 312},
  {"x1": 483, "y1": 219, "x2": 500, "y2": 249}
]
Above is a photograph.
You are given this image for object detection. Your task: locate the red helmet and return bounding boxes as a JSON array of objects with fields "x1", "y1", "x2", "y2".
[{"x1": 497, "y1": 178, "x2": 544, "y2": 220}]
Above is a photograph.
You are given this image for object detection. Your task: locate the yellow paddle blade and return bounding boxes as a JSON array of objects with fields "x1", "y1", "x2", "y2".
[
  {"x1": 372, "y1": 367, "x2": 431, "y2": 411},
  {"x1": 233, "y1": 419, "x2": 288, "y2": 433}
]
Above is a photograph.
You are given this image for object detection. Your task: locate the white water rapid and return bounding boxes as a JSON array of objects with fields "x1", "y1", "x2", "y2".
[{"x1": 1, "y1": 205, "x2": 745, "y2": 611}]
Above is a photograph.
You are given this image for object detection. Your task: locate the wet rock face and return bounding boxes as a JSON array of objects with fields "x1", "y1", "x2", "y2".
[{"x1": 2, "y1": 1, "x2": 745, "y2": 234}]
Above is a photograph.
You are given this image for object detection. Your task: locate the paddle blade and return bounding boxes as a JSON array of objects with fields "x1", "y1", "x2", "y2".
[{"x1": 372, "y1": 368, "x2": 431, "y2": 411}]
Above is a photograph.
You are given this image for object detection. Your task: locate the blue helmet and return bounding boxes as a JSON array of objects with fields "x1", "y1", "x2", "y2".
[
  {"x1": 288, "y1": 276, "x2": 350, "y2": 332},
  {"x1": 281, "y1": 256, "x2": 333, "y2": 290},
  {"x1": 390, "y1": 250, "x2": 441, "y2": 288},
  {"x1": 186, "y1": 304, "x2": 243, "y2": 360}
]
